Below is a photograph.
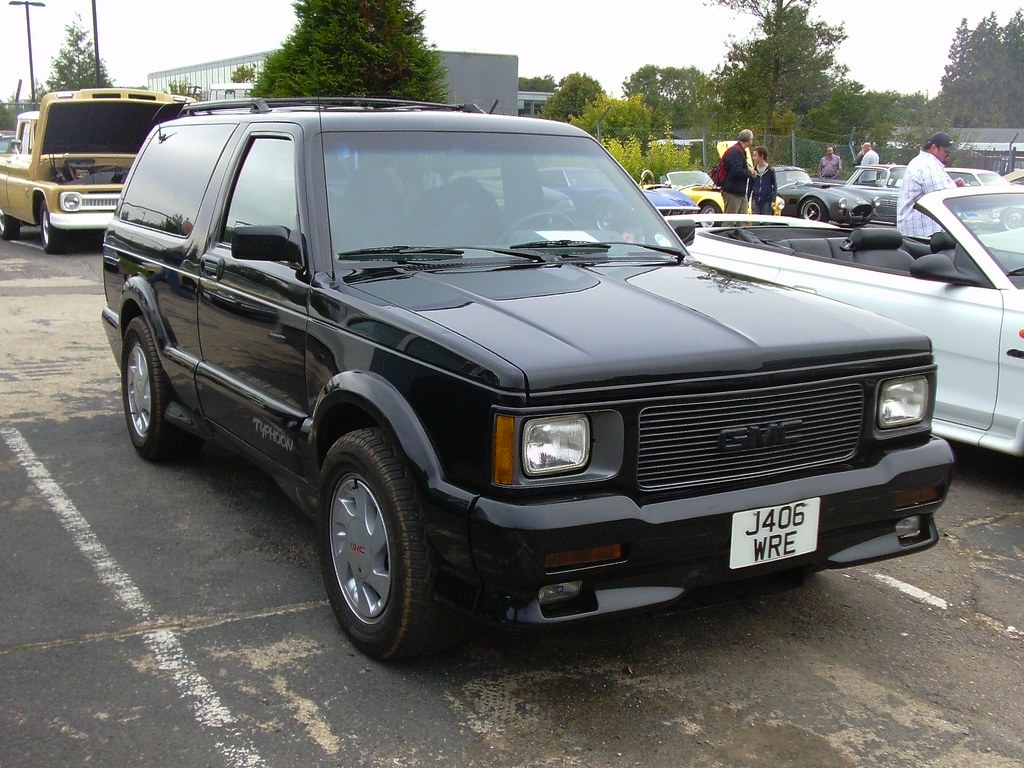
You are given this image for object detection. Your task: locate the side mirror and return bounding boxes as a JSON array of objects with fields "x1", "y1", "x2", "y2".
[
  {"x1": 231, "y1": 225, "x2": 303, "y2": 266},
  {"x1": 672, "y1": 219, "x2": 696, "y2": 246}
]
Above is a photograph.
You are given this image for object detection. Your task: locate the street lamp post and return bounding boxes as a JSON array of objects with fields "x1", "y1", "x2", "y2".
[
  {"x1": 91, "y1": 0, "x2": 101, "y2": 87},
  {"x1": 9, "y1": 0, "x2": 45, "y2": 104}
]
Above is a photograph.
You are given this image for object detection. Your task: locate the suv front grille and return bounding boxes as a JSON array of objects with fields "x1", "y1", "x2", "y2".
[{"x1": 637, "y1": 381, "x2": 864, "y2": 491}]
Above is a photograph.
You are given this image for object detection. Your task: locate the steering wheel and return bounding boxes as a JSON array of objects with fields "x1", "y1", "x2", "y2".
[{"x1": 501, "y1": 210, "x2": 578, "y2": 241}]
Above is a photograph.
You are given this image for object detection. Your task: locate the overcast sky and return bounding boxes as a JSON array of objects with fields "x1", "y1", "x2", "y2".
[{"x1": 3, "y1": 1, "x2": 1022, "y2": 101}]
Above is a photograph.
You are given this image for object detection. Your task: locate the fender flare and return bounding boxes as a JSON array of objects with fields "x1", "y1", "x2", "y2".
[{"x1": 310, "y1": 369, "x2": 474, "y2": 513}]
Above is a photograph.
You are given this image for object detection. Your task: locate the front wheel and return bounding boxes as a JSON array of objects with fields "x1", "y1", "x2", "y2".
[
  {"x1": 799, "y1": 198, "x2": 826, "y2": 221},
  {"x1": 319, "y1": 428, "x2": 466, "y2": 660},
  {"x1": 39, "y1": 201, "x2": 69, "y2": 254},
  {"x1": 121, "y1": 317, "x2": 204, "y2": 460},
  {"x1": 699, "y1": 200, "x2": 722, "y2": 214},
  {"x1": 0, "y1": 211, "x2": 21, "y2": 241}
]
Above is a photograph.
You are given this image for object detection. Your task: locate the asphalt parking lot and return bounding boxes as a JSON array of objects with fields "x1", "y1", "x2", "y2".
[{"x1": 1, "y1": 233, "x2": 1022, "y2": 768}]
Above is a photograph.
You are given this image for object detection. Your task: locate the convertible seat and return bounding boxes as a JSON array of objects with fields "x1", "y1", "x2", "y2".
[
  {"x1": 929, "y1": 230, "x2": 956, "y2": 254},
  {"x1": 775, "y1": 237, "x2": 852, "y2": 261},
  {"x1": 845, "y1": 228, "x2": 915, "y2": 271}
]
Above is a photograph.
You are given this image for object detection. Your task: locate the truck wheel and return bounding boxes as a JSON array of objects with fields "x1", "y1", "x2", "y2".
[
  {"x1": 0, "y1": 211, "x2": 21, "y2": 241},
  {"x1": 799, "y1": 198, "x2": 826, "y2": 221},
  {"x1": 121, "y1": 317, "x2": 204, "y2": 460},
  {"x1": 319, "y1": 428, "x2": 466, "y2": 660},
  {"x1": 39, "y1": 202, "x2": 69, "y2": 254}
]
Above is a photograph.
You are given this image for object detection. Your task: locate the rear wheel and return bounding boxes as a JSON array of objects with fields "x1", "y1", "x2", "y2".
[
  {"x1": 799, "y1": 198, "x2": 826, "y2": 221},
  {"x1": 39, "y1": 201, "x2": 69, "y2": 254},
  {"x1": 121, "y1": 317, "x2": 204, "y2": 460},
  {"x1": 0, "y1": 211, "x2": 21, "y2": 241},
  {"x1": 319, "y1": 428, "x2": 466, "y2": 660}
]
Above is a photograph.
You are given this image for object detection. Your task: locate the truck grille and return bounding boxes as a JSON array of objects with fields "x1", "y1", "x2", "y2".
[
  {"x1": 637, "y1": 381, "x2": 864, "y2": 491},
  {"x1": 81, "y1": 193, "x2": 120, "y2": 210}
]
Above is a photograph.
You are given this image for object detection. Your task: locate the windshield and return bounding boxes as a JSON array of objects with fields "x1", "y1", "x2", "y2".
[
  {"x1": 777, "y1": 168, "x2": 812, "y2": 187},
  {"x1": 944, "y1": 192, "x2": 1024, "y2": 277},
  {"x1": 323, "y1": 131, "x2": 680, "y2": 260},
  {"x1": 665, "y1": 170, "x2": 711, "y2": 187}
]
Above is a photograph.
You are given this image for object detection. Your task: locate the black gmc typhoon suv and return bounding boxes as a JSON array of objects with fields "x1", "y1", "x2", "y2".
[{"x1": 101, "y1": 97, "x2": 953, "y2": 660}]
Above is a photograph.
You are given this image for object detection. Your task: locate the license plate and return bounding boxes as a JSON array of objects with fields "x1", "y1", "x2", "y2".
[{"x1": 729, "y1": 497, "x2": 820, "y2": 569}]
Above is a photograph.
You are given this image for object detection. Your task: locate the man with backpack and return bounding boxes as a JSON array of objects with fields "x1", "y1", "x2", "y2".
[{"x1": 720, "y1": 129, "x2": 755, "y2": 214}]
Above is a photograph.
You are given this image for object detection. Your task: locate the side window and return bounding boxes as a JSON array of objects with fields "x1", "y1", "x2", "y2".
[
  {"x1": 120, "y1": 123, "x2": 235, "y2": 236},
  {"x1": 223, "y1": 136, "x2": 298, "y2": 243}
]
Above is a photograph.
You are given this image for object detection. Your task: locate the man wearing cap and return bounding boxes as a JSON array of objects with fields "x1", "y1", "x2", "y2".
[{"x1": 896, "y1": 132, "x2": 967, "y2": 237}]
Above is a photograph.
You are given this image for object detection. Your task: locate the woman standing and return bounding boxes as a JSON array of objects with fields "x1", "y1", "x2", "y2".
[{"x1": 750, "y1": 146, "x2": 778, "y2": 216}]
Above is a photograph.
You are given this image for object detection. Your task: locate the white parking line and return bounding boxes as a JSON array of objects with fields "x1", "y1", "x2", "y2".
[
  {"x1": 872, "y1": 573, "x2": 949, "y2": 610},
  {"x1": 1, "y1": 426, "x2": 266, "y2": 768}
]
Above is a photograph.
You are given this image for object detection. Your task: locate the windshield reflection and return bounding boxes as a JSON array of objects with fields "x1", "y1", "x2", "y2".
[{"x1": 322, "y1": 131, "x2": 680, "y2": 258}]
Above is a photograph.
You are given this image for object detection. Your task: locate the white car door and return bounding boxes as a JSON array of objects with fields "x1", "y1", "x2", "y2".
[{"x1": 772, "y1": 257, "x2": 1002, "y2": 432}]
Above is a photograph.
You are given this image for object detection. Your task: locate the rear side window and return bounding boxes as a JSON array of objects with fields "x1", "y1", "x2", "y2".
[{"x1": 119, "y1": 123, "x2": 234, "y2": 236}]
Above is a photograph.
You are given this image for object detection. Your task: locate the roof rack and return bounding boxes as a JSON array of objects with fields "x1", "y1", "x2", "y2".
[{"x1": 179, "y1": 96, "x2": 487, "y2": 116}]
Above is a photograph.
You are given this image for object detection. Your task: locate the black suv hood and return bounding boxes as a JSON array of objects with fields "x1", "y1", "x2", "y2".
[{"x1": 348, "y1": 261, "x2": 930, "y2": 393}]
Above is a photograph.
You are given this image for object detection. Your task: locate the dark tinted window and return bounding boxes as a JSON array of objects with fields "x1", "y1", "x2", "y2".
[
  {"x1": 222, "y1": 136, "x2": 298, "y2": 243},
  {"x1": 119, "y1": 123, "x2": 234, "y2": 236}
]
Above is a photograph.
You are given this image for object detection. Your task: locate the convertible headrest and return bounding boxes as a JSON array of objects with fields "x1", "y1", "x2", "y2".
[
  {"x1": 848, "y1": 228, "x2": 905, "y2": 250},
  {"x1": 929, "y1": 231, "x2": 956, "y2": 252}
]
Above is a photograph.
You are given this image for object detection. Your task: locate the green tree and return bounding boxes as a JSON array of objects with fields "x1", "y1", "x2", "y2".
[
  {"x1": 255, "y1": 0, "x2": 447, "y2": 100},
  {"x1": 232, "y1": 65, "x2": 257, "y2": 83},
  {"x1": 44, "y1": 13, "x2": 112, "y2": 91},
  {"x1": 518, "y1": 75, "x2": 557, "y2": 92},
  {"x1": 710, "y1": 0, "x2": 846, "y2": 137},
  {"x1": 165, "y1": 79, "x2": 198, "y2": 98},
  {"x1": 540, "y1": 72, "x2": 605, "y2": 122},
  {"x1": 571, "y1": 94, "x2": 670, "y2": 149},
  {"x1": 940, "y1": 11, "x2": 1024, "y2": 127},
  {"x1": 622, "y1": 65, "x2": 711, "y2": 129}
]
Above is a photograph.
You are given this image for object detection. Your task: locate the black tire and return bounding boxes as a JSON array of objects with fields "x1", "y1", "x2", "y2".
[
  {"x1": 0, "y1": 211, "x2": 21, "y2": 241},
  {"x1": 318, "y1": 428, "x2": 466, "y2": 660},
  {"x1": 699, "y1": 200, "x2": 722, "y2": 214},
  {"x1": 39, "y1": 201, "x2": 69, "y2": 255},
  {"x1": 799, "y1": 197, "x2": 826, "y2": 221},
  {"x1": 120, "y1": 317, "x2": 204, "y2": 460}
]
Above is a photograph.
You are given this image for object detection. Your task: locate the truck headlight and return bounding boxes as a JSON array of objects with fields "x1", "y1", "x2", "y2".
[
  {"x1": 60, "y1": 192, "x2": 82, "y2": 212},
  {"x1": 877, "y1": 376, "x2": 928, "y2": 428},
  {"x1": 522, "y1": 415, "x2": 590, "y2": 476}
]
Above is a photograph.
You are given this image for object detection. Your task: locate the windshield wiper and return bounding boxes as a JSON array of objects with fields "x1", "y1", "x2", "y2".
[
  {"x1": 509, "y1": 239, "x2": 613, "y2": 251},
  {"x1": 337, "y1": 245, "x2": 465, "y2": 260}
]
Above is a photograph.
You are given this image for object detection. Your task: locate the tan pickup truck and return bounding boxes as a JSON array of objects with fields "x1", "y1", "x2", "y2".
[{"x1": 0, "y1": 88, "x2": 190, "y2": 253}]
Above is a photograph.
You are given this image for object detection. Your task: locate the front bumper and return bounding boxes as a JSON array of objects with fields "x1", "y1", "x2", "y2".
[
  {"x1": 48, "y1": 211, "x2": 115, "y2": 231},
  {"x1": 463, "y1": 437, "x2": 953, "y2": 625}
]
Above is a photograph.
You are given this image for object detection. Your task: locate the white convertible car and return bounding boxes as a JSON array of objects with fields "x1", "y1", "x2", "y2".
[{"x1": 673, "y1": 187, "x2": 1024, "y2": 457}]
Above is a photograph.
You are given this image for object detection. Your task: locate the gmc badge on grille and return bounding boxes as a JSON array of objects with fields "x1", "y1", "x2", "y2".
[{"x1": 718, "y1": 420, "x2": 802, "y2": 452}]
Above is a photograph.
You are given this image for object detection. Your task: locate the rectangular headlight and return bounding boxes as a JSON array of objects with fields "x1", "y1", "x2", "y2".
[
  {"x1": 522, "y1": 414, "x2": 590, "y2": 476},
  {"x1": 877, "y1": 376, "x2": 928, "y2": 428}
]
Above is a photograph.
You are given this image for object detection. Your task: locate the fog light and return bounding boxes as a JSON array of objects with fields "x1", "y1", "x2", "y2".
[
  {"x1": 538, "y1": 581, "x2": 582, "y2": 606},
  {"x1": 895, "y1": 515, "x2": 923, "y2": 541}
]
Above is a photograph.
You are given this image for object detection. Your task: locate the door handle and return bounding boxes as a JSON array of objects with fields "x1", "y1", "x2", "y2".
[{"x1": 200, "y1": 255, "x2": 224, "y2": 280}]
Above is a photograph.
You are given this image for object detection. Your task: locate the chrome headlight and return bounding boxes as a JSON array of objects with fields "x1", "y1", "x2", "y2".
[
  {"x1": 878, "y1": 376, "x2": 928, "y2": 428},
  {"x1": 60, "y1": 191, "x2": 82, "y2": 212},
  {"x1": 522, "y1": 414, "x2": 590, "y2": 476},
  {"x1": 838, "y1": 197, "x2": 848, "y2": 210}
]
